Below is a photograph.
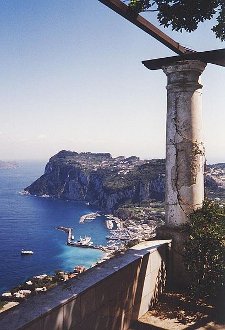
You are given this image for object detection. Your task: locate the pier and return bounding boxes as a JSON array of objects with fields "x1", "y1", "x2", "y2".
[
  {"x1": 57, "y1": 226, "x2": 73, "y2": 245},
  {"x1": 79, "y1": 212, "x2": 99, "y2": 223},
  {"x1": 56, "y1": 226, "x2": 109, "y2": 252}
]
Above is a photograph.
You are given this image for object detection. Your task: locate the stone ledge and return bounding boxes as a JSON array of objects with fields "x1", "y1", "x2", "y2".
[{"x1": 0, "y1": 240, "x2": 171, "y2": 330}]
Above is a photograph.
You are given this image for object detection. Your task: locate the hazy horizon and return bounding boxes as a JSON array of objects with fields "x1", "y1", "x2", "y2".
[
  {"x1": 2, "y1": 150, "x2": 224, "y2": 165},
  {"x1": 0, "y1": 1, "x2": 224, "y2": 164}
]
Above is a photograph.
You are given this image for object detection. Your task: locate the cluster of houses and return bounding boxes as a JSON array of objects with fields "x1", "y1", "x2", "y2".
[
  {"x1": 1, "y1": 266, "x2": 86, "y2": 305},
  {"x1": 72, "y1": 153, "x2": 145, "y2": 174},
  {"x1": 105, "y1": 203, "x2": 165, "y2": 248},
  {"x1": 206, "y1": 165, "x2": 225, "y2": 188}
]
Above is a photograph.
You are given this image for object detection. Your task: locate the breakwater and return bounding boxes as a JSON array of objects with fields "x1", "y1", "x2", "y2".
[
  {"x1": 56, "y1": 227, "x2": 109, "y2": 252},
  {"x1": 79, "y1": 212, "x2": 99, "y2": 223}
]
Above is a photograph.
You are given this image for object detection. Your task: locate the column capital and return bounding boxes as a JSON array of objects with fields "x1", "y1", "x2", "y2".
[
  {"x1": 162, "y1": 60, "x2": 207, "y2": 92},
  {"x1": 162, "y1": 60, "x2": 207, "y2": 76}
]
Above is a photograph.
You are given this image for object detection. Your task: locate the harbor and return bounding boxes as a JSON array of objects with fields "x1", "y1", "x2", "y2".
[
  {"x1": 57, "y1": 210, "x2": 158, "y2": 253},
  {"x1": 56, "y1": 226, "x2": 111, "y2": 252},
  {"x1": 57, "y1": 205, "x2": 163, "y2": 254}
]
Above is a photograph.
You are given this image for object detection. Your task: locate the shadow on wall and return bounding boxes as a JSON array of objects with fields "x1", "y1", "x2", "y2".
[
  {"x1": 131, "y1": 244, "x2": 168, "y2": 319},
  {"x1": 64, "y1": 244, "x2": 170, "y2": 330},
  {"x1": 0, "y1": 242, "x2": 171, "y2": 330}
]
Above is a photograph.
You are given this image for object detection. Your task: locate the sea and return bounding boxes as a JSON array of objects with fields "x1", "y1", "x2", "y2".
[{"x1": 0, "y1": 161, "x2": 109, "y2": 294}]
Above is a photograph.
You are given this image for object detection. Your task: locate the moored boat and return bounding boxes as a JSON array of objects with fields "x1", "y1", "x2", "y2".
[
  {"x1": 75, "y1": 235, "x2": 92, "y2": 246},
  {"x1": 69, "y1": 235, "x2": 93, "y2": 247}
]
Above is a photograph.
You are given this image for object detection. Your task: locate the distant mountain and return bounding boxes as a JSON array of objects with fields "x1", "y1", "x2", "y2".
[
  {"x1": 205, "y1": 163, "x2": 225, "y2": 199},
  {"x1": 0, "y1": 161, "x2": 17, "y2": 169},
  {"x1": 25, "y1": 150, "x2": 165, "y2": 212},
  {"x1": 24, "y1": 150, "x2": 225, "y2": 212}
]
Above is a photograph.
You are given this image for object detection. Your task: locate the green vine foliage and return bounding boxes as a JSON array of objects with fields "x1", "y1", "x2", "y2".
[
  {"x1": 127, "y1": 0, "x2": 225, "y2": 41},
  {"x1": 184, "y1": 200, "x2": 225, "y2": 300}
]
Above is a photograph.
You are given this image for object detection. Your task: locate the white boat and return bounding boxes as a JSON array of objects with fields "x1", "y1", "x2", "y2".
[
  {"x1": 74, "y1": 236, "x2": 92, "y2": 247},
  {"x1": 21, "y1": 249, "x2": 34, "y2": 255}
]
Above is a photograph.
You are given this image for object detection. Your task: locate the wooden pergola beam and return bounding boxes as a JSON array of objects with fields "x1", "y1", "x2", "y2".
[
  {"x1": 99, "y1": 0, "x2": 193, "y2": 55},
  {"x1": 142, "y1": 48, "x2": 225, "y2": 70}
]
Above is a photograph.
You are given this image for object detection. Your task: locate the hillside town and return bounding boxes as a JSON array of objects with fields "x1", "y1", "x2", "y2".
[
  {"x1": 0, "y1": 200, "x2": 166, "y2": 311},
  {"x1": 53, "y1": 150, "x2": 146, "y2": 173},
  {"x1": 0, "y1": 267, "x2": 87, "y2": 312},
  {"x1": 1, "y1": 154, "x2": 225, "y2": 313},
  {"x1": 205, "y1": 163, "x2": 225, "y2": 201}
]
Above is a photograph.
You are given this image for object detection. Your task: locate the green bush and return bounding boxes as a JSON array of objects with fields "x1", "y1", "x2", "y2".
[{"x1": 184, "y1": 200, "x2": 225, "y2": 300}]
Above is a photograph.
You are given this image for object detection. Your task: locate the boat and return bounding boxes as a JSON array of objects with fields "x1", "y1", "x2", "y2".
[
  {"x1": 75, "y1": 236, "x2": 92, "y2": 246},
  {"x1": 21, "y1": 250, "x2": 34, "y2": 255},
  {"x1": 68, "y1": 235, "x2": 93, "y2": 247}
]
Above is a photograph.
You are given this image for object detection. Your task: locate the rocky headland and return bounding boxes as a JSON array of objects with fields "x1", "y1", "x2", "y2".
[
  {"x1": 24, "y1": 150, "x2": 165, "y2": 212},
  {"x1": 24, "y1": 150, "x2": 225, "y2": 213}
]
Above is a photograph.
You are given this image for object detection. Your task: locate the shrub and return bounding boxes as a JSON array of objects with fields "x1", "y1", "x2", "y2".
[
  {"x1": 0, "y1": 301, "x2": 7, "y2": 309},
  {"x1": 184, "y1": 200, "x2": 225, "y2": 300}
]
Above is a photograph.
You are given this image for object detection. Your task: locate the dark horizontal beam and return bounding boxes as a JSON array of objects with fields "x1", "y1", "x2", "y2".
[
  {"x1": 99, "y1": 0, "x2": 192, "y2": 55},
  {"x1": 142, "y1": 48, "x2": 225, "y2": 70}
]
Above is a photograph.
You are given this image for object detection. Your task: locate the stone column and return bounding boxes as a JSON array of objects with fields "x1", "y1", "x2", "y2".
[{"x1": 163, "y1": 60, "x2": 207, "y2": 226}]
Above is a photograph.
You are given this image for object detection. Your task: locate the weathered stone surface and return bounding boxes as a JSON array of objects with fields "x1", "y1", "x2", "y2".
[
  {"x1": 157, "y1": 226, "x2": 190, "y2": 289},
  {"x1": 163, "y1": 60, "x2": 207, "y2": 226},
  {"x1": 0, "y1": 240, "x2": 171, "y2": 330}
]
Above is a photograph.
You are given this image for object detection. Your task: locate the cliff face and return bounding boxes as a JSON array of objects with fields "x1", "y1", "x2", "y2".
[
  {"x1": 25, "y1": 150, "x2": 165, "y2": 212},
  {"x1": 25, "y1": 150, "x2": 225, "y2": 212}
]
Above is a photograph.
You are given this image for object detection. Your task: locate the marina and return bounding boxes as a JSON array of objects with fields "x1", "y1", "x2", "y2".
[
  {"x1": 58, "y1": 209, "x2": 159, "y2": 254},
  {"x1": 56, "y1": 226, "x2": 110, "y2": 252},
  {"x1": 57, "y1": 214, "x2": 157, "y2": 253}
]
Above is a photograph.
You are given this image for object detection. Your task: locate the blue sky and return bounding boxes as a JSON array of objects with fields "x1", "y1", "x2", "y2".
[{"x1": 0, "y1": 0, "x2": 224, "y2": 163}]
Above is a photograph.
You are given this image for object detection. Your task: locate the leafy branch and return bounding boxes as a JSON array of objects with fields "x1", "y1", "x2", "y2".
[{"x1": 127, "y1": 0, "x2": 225, "y2": 41}]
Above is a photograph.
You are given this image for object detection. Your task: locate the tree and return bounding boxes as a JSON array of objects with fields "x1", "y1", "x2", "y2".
[{"x1": 127, "y1": 0, "x2": 225, "y2": 41}]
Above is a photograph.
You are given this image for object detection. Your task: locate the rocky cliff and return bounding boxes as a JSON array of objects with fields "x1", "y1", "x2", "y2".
[
  {"x1": 25, "y1": 150, "x2": 225, "y2": 212},
  {"x1": 25, "y1": 150, "x2": 165, "y2": 212}
]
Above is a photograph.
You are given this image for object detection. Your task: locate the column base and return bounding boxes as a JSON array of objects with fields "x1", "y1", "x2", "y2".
[{"x1": 156, "y1": 226, "x2": 191, "y2": 290}]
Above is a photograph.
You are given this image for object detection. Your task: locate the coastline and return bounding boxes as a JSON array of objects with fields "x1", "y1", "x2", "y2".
[
  {"x1": 0, "y1": 162, "x2": 111, "y2": 310},
  {"x1": 0, "y1": 249, "x2": 113, "y2": 313},
  {"x1": 1, "y1": 203, "x2": 164, "y2": 313}
]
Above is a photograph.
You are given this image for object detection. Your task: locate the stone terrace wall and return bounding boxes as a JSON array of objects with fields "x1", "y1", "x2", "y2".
[{"x1": 0, "y1": 240, "x2": 171, "y2": 330}]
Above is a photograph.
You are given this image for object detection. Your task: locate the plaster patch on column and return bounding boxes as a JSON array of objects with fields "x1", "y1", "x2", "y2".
[{"x1": 175, "y1": 140, "x2": 205, "y2": 189}]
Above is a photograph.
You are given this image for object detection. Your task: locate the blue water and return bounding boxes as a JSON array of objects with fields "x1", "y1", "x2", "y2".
[{"x1": 0, "y1": 161, "x2": 108, "y2": 294}]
